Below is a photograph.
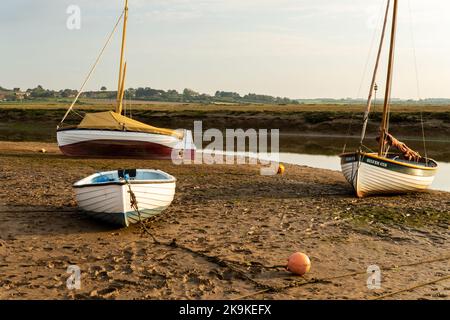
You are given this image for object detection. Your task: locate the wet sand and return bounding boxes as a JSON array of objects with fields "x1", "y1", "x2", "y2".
[{"x1": 0, "y1": 142, "x2": 449, "y2": 300}]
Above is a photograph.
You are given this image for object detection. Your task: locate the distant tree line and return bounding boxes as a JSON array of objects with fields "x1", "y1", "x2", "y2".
[
  {"x1": 0, "y1": 85, "x2": 299, "y2": 105},
  {"x1": 0, "y1": 85, "x2": 78, "y2": 101},
  {"x1": 84, "y1": 87, "x2": 299, "y2": 104},
  {"x1": 3, "y1": 85, "x2": 450, "y2": 105}
]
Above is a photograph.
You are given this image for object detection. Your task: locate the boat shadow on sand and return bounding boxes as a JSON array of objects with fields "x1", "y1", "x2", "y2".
[{"x1": 1, "y1": 205, "x2": 123, "y2": 237}]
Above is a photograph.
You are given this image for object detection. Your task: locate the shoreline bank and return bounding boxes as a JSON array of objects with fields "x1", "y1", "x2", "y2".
[{"x1": 1, "y1": 106, "x2": 450, "y2": 140}]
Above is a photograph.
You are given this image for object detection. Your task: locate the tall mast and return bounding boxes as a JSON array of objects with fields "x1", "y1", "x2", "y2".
[
  {"x1": 359, "y1": 0, "x2": 391, "y2": 147},
  {"x1": 116, "y1": 0, "x2": 129, "y2": 114},
  {"x1": 378, "y1": 0, "x2": 398, "y2": 156}
]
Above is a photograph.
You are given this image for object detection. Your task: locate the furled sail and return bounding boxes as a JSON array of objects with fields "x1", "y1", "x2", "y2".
[
  {"x1": 377, "y1": 131, "x2": 422, "y2": 162},
  {"x1": 77, "y1": 111, "x2": 184, "y2": 139}
]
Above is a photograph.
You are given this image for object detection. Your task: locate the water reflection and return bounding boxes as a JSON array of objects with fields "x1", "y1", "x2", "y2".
[
  {"x1": 279, "y1": 134, "x2": 450, "y2": 162},
  {"x1": 277, "y1": 134, "x2": 449, "y2": 192},
  {"x1": 201, "y1": 149, "x2": 450, "y2": 193}
]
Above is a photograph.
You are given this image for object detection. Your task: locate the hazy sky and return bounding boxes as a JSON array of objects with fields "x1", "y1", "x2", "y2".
[{"x1": 1, "y1": 0, "x2": 450, "y2": 99}]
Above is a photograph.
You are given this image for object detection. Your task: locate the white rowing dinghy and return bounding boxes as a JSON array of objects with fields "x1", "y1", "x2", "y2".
[{"x1": 73, "y1": 169, "x2": 176, "y2": 227}]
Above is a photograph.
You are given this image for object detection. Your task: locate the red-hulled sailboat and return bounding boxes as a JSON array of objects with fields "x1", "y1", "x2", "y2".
[{"x1": 56, "y1": 0, "x2": 195, "y2": 160}]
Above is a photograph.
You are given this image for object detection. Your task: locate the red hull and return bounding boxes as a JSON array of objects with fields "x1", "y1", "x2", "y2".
[{"x1": 59, "y1": 139, "x2": 195, "y2": 160}]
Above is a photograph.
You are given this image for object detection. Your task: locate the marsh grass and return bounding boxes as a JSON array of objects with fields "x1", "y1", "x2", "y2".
[
  {"x1": 1, "y1": 99, "x2": 450, "y2": 113},
  {"x1": 343, "y1": 204, "x2": 449, "y2": 230}
]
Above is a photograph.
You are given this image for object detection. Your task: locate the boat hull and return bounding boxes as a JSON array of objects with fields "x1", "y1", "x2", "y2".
[
  {"x1": 340, "y1": 152, "x2": 437, "y2": 197},
  {"x1": 57, "y1": 129, "x2": 195, "y2": 160},
  {"x1": 74, "y1": 181, "x2": 176, "y2": 227}
]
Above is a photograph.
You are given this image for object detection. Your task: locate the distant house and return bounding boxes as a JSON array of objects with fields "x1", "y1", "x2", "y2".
[
  {"x1": 0, "y1": 94, "x2": 6, "y2": 101},
  {"x1": 14, "y1": 91, "x2": 30, "y2": 100},
  {"x1": 15, "y1": 92, "x2": 25, "y2": 100}
]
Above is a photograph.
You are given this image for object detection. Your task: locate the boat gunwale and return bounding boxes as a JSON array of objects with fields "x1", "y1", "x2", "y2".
[
  {"x1": 339, "y1": 152, "x2": 438, "y2": 171},
  {"x1": 73, "y1": 169, "x2": 177, "y2": 188},
  {"x1": 73, "y1": 179, "x2": 176, "y2": 188},
  {"x1": 57, "y1": 126, "x2": 184, "y2": 139}
]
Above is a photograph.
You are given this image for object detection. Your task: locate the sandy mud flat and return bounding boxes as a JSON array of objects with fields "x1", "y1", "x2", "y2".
[{"x1": 0, "y1": 142, "x2": 449, "y2": 299}]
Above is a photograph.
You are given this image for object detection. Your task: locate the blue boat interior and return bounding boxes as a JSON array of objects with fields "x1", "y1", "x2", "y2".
[
  {"x1": 387, "y1": 154, "x2": 438, "y2": 168},
  {"x1": 90, "y1": 169, "x2": 171, "y2": 184}
]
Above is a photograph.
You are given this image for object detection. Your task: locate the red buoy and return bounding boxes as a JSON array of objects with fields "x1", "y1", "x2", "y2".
[{"x1": 287, "y1": 252, "x2": 311, "y2": 276}]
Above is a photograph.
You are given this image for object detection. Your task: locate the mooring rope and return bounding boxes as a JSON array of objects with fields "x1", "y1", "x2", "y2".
[
  {"x1": 124, "y1": 178, "x2": 159, "y2": 243},
  {"x1": 233, "y1": 255, "x2": 450, "y2": 300},
  {"x1": 124, "y1": 178, "x2": 275, "y2": 290},
  {"x1": 123, "y1": 178, "x2": 449, "y2": 300},
  {"x1": 371, "y1": 274, "x2": 450, "y2": 300}
]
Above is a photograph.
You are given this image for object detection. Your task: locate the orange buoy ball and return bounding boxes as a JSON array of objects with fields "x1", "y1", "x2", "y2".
[
  {"x1": 277, "y1": 163, "x2": 285, "y2": 175},
  {"x1": 287, "y1": 252, "x2": 311, "y2": 276}
]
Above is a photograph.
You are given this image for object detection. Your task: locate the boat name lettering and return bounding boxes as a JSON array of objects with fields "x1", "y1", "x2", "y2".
[{"x1": 366, "y1": 158, "x2": 387, "y2": 167}]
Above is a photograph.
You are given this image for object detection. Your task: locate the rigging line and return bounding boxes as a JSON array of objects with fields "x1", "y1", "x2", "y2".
[
  {"x1": 356, "y1": 1, "x2": 388, "y2": 101},
  {"x1": 371, "y1": 274, "x2": 450, "y2": 300},
  {"x1": 360, "y1": 0, "x2": 391, "y2": 146},
  {"x1": 342, "y1": 112, "x2": 355, "y2": 154},
  {"x1": 58, "y1": 9, "x2": 125, "y2": 127},
  {"x1": 407, "y1": 0, "x2": 428, "y2": 160},
  {"x1": 384, "y1": 106, "x2": 391, "y2": 157},
  {"x1": 373, "y1": 84, "x2": 378, "y2": 113},
  {"x1": 128, "y1": 89, "x2": 132, "y2": 119},
  {"x1": 71, "y1": 109, "x2": 85, "y2": 119},
  {"x1": 379, "y1": 0, "x2": 398, "y2": 156},
  {"x1": 361, "y1": 144, "x2": 375, "y2": 153},
  {"x1": 342, "y1": 0, "x2": 387, "y2": 154},
  {"x1": 124, "y1": 89, "x2": 127, "y2": 116}
]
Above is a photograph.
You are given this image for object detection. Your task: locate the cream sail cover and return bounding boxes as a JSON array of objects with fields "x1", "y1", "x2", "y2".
[{"x1": 77, "y1": 111, "x2": 183, "y2": 139}]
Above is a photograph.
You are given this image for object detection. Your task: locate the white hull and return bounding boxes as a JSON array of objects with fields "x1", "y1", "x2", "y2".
[
  {"x1": 340, "y1": 153, "x2": 437, "y2": 197},
  {"x1": 57, "y1": 129, "x2": 181, "y2": 149},
  {"x1": 73, "y1": 170, "x2": 176, "y2": 227},
  {"x1": 57, "y1": 129, "x2": 196, "y2": 160}
]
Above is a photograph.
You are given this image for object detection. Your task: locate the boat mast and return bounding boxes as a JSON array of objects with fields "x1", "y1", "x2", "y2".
[
  {"x1": 118, "y1": 62, "x2": 128, "y2": 108},
  {"x1": 378, "y1": 0, "x2": 398, "y2": 156},
  {"x1": 116, "y1": 0, "x2": 129, "y2": 115},
  {"x1": 359, "y1": 0, "x2": 391, "y2": 147}
]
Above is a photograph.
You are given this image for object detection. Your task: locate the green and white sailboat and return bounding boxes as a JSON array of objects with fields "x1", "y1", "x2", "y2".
[{"x1": 340, "y1": 0, "x2": 438, "y2": 197}]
